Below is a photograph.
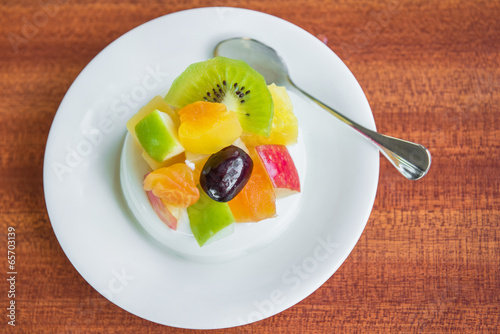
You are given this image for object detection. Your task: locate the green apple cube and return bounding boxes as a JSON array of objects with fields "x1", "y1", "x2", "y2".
[
  {"x1": 188, "y1": 186, "x2": 235, "y2": 247},
  {"x1": 134, "y1": 109, "x2": 183, "y2": 162}
]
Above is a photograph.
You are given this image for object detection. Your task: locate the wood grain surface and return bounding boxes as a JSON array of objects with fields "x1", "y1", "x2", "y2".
[{"x1": 1, "y1": 0, "x2": 499, "y2": 333}]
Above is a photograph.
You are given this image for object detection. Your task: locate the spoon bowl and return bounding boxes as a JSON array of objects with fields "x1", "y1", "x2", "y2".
[{"x1": 215, "y1": 38, "x2": 431, "y2": 180}]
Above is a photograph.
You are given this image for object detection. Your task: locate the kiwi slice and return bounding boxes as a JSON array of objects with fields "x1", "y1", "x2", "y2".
[{"x1": 165, "y1": 57, "x2": 274, "y2": 137}]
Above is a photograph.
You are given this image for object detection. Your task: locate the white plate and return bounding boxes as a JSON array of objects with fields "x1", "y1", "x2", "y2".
[{"x1": 43, "y1": 7, "x2": 379, "y2": 329}]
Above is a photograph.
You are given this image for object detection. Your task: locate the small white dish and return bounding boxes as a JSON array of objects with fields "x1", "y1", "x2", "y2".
[
  {"x1": 43, "y1": 7, "x2": 378, "y2": 329},
  {"x1": 120, "y1": 125, "x2": 306, "y2": 262}
]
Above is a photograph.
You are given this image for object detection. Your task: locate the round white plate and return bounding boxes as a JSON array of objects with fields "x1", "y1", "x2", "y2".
[{"x1": 43, "y1": 7, "x2": 379, "y2": 329}]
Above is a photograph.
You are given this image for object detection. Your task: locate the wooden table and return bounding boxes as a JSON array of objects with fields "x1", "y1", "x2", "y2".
[{"x1": 1, "y1": 0, "x2": 499, "y2": 333}]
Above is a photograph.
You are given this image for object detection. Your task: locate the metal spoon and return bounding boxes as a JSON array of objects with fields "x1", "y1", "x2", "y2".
[{"x1": 214, "y1": 38, "x2": 431, "y2": 180}]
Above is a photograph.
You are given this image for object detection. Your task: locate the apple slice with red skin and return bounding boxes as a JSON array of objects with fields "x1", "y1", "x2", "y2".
[
  {"x1": 144, "y1": 172, "x2": 178, "y2": 230},
  {"x1": 255, "y1": 145, "x2": 300, "y2": 198},
  {"x1": 146, "y1": 190, "x2": 177, "y2": 230}
]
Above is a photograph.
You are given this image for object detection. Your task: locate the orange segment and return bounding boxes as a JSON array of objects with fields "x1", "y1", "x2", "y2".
[
  {"x1": 178, "y1": 101, "x2": 242, "y2": 154},
  {"x1": 143, "y1": 163, "x2": 199, "y2": 207},
  {"x1": 228, "y1": 149, "x2": 276, "y2": 222}
]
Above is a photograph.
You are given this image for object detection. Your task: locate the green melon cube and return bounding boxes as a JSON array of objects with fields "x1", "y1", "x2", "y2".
[
  {"x1": 188, "y1": 187, "x2": 235, "y2": 247},
  {"x1": 134, "y1": 109, "x2": 183, "y2": 162}
]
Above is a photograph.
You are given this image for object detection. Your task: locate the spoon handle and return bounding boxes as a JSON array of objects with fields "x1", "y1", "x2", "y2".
[{"x1": 289, "y1": 81, "x2": 431, "y2": 180}]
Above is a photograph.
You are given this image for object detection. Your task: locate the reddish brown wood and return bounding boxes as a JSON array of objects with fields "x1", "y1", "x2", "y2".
[{"x1": 1, "y1": 0, "x2": 499, "y2": 333}]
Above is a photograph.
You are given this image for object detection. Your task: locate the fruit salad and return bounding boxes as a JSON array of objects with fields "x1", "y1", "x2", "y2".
[{"x1": 126, "y1": 57, "x2": 301, "y2": 247}]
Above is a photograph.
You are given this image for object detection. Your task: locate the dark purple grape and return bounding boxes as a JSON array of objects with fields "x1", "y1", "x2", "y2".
[{"x1": 200, "y1": 146, "x2": 253, "y2": 202}]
